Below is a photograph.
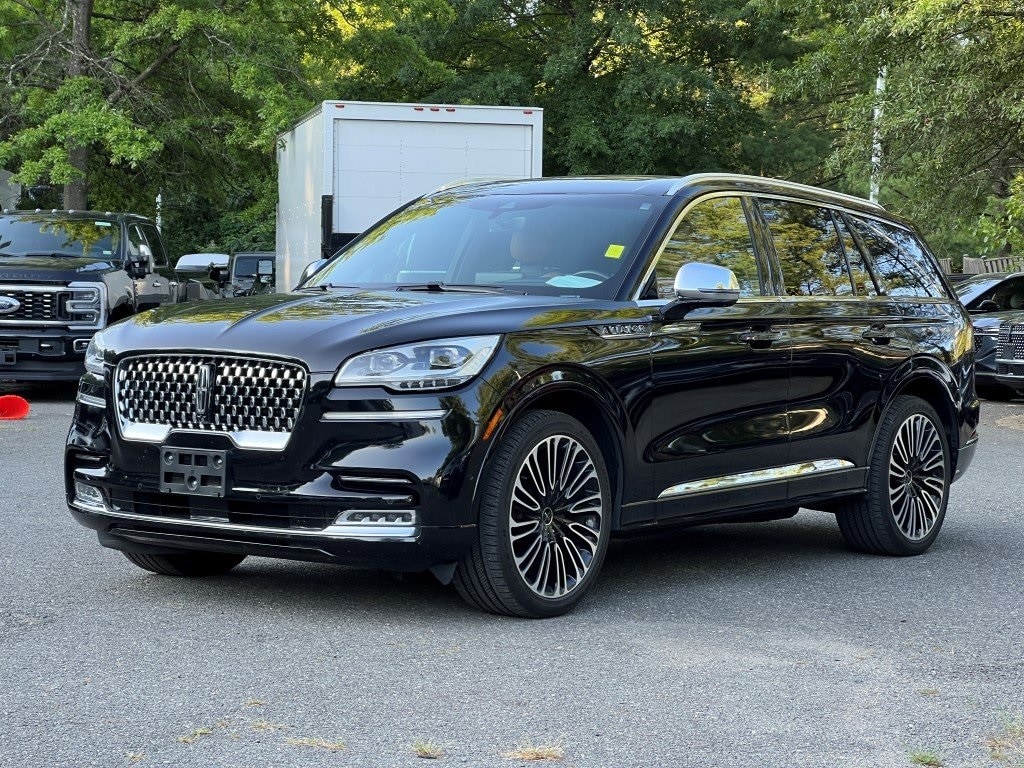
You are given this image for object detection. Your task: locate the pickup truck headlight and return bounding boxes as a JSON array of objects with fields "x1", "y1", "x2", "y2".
[
  {"x1": 335, "y1": 335, "x2": 500, "y2": 391},
  {"x1": 67, "y1": 282, "x2": 106, "y2": 328},
  {"x1": 84, "y1": 330, "x2": 108, "y2": 375}
]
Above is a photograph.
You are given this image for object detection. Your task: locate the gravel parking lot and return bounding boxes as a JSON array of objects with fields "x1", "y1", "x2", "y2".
[{"x1": 1, "y1": 383, "x2": 1022, "y2": 768}]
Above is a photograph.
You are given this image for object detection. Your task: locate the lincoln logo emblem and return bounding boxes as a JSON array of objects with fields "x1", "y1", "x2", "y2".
[{"x1": 195, "y1": 364, "x2": 214, "y2": 420}]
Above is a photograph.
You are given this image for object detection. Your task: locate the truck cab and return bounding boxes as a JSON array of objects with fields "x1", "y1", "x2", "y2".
[{"x1": 0, "y1": 209, "x2": 192, "y2": 381}]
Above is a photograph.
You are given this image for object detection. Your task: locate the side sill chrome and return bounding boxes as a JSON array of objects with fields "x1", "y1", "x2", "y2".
[
  {"x1": 76, "y1": 392, "x2": 106, "y2": 409},
  {"x1": 320, "y1": 409, "x2": 447, "y2": 422},
  {"x1": 658, "y1": 459, "x2": 855, "y2": 500},
  {"x1": 69, "y1": 501, "x2": 419, "y2": 542}
]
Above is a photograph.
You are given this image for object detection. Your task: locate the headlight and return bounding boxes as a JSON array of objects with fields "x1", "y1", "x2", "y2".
[
  {"x1": 335, "y1": 335, "x2": 501, "y2": 391},
  {"x1": 84, "y1": 330, "x2": 107, "y2": 375},
  {"x1": 66, "y1": 282, "x2": 106, "y2": 327}
]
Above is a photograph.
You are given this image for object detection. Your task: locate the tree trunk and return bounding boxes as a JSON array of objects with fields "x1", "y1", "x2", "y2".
[{"x1": 63, "y1": 0, "x2": 93, "y2": 210}]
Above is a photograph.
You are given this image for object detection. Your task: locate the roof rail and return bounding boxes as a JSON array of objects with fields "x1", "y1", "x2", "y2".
[
  {"x1": 428, "y1": 177, "x2": 517, "y2": 195},
  {"x1": 665, "y1": 173, "x2": 885, "y2": 212}
]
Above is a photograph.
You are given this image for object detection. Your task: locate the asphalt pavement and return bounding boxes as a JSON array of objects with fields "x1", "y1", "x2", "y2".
[{"x1": 1, "y1": 382, "x2": 1022, "y2": 767}]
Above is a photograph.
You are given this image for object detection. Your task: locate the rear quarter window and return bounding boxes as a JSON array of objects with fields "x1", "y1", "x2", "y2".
[{"x1": 845, "y1": 215, "x2": 947, "y2": 299}]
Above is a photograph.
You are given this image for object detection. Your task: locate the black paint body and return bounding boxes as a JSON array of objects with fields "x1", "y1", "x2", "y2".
[{"x1": 65, "y1": 177, "x2": 980, "y2": 571}]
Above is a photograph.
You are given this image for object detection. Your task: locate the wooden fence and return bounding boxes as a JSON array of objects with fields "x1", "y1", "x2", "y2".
[{"x1": 961, "y1": 256, "x2": 1024, "y2": 274}]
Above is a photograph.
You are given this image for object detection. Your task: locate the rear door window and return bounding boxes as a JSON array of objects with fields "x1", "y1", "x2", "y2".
[{"x1": 758, "y1": 199, "x2": 854, "y2": 296}]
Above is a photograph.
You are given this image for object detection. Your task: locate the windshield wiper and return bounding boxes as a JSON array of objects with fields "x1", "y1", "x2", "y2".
[
  {"x1": 394, "y1": 282, "x2": 524, "y2": 294},
  {"x1": 295, "y1": 283, "x2": 360, "y2": 292}
]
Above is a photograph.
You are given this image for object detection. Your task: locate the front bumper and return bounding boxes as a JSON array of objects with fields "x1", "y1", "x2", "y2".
[
  {"x1": 66, "y1": 372, "x2": 494, "y2": 571},
  {"x1": 0, "y1": 328, "x2": 94, "y2": 381}
]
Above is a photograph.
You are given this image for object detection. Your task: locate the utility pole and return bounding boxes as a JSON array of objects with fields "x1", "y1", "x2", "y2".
[{"x1": 869, "y1": 67, "x2": 886, "y2": 205}]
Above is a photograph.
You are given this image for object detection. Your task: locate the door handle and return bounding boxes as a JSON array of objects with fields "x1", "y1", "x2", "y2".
[
  {"x1": 151, "y1": 280, "x2": 162, "y2": 288},
  {"x1": 738, "y1": 330, "x2": 783, "y2": 346},
  {"x1": 862, "y1": 326, "x2": 898, "y2": 344}
]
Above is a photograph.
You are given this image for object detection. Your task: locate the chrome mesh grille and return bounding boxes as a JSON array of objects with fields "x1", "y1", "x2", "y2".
[
  {"x1": 1001, "y1": 324, "x2": 1024, "y2": 361},
  {"x1": 0, "y1": 289, "x2": 63, "y2": 321},
  {"x1": 115, "y1": 355, "x2": 307, "y2": 435}
]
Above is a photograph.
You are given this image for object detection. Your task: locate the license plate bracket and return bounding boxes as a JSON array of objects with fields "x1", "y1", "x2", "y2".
[{"x1": 159, "y1": 448, "x2": 228, "y2": 497}]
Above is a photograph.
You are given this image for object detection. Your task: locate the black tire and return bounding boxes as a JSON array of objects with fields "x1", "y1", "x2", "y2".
[
  {"x1": 454, "y1": 410, "x2": 612, "y2": 618},
  {"x1": 122, "y1": 550, "x2": 246, "y2": 577},
  {"x1": 835, "y1": 395, "x2": 950, "y2": 556},
  {"x1": 977, "y1": 384, "x2": 1015, "y2": 402}
]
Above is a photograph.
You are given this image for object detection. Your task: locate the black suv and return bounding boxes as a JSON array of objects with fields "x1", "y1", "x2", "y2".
[
  {"x1": 65, "y1": 175, "x2": 979, "y2": 617},
  {"x1": 0, "y1": 210, "x2": 205, "y2": 380}
]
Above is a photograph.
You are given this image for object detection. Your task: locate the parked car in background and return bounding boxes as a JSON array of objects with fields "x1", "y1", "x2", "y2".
[
  {"x1": 953, "y1": 272, "x2": 1024, "y2": 400},
  {"x1": 173, "y1": 253, "x2": 230, "y2": 302},
  {"x1": 229, "y1": 251, "x2": 276, "y2": 295},
  {"x1": 0, "y1": 209, "x2": 206, "y2": 381},
  {"x1": 993, "y1": 314, "x2": 1024, "y2": 397},
  {"x1": 66, "y1": 174, "x2": 978, "y2": 617}
]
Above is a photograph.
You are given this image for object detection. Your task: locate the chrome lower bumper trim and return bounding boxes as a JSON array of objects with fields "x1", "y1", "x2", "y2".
[
  {"x1": 70, "y1": 501, "x2": 419, "y2": 542},
  {"x1": 76, "y1": 392, "x2": 106, "y2": 409},
  {"x1": 320, "y1": 409, "x2": 447, "y2": 422}
]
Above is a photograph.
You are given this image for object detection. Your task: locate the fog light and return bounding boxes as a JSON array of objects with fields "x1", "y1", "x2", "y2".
[
  {"x1": 74, "y1": 481, "x2": 108, "y2": 513},
  {"x1": 332, "y1": 510, "x2": 416, "y2": 526}
]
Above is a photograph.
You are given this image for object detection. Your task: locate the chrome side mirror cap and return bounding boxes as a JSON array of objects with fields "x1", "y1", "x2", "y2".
[
  {"x1": 296, "y1": 258, "x2": 327, "y2": 288},
  {"x1": 673, "y1": 262, "x2": 740, "y2": 302}
]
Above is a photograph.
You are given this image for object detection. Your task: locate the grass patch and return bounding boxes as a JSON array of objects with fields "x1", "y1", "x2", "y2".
[
  {"x1": 412, "y1": 739, "x2": 445, "y2": 759},
  {"x1": 285, "y1": 736, "x2": 346, "y2": 752},
  {"x1": 501, "y1": 741, "x2": 565, "y2": 761},
  {"x1": 985, "y1": 718, "x2": 1024, "y2": 763},
  {"x1": 178, "y1": 727, "x2": 213, "y2": 745},
  {"x1": 909, "y1": 749, "x2": 943, "y2": 767}
]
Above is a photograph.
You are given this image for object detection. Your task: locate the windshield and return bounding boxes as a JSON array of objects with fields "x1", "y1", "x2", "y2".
[
  {"x1": 306, "y1": 192, "x2": 668, "y2": 297},
  {"x1": 0, "y1": 215, "x2": 120, "y2": 259}
]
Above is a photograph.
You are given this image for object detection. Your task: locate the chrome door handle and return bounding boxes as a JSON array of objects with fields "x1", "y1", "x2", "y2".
[
  {"x1": 863, "y1": 326, "x2": 898, "y2": 343},
  {"x1": 151, "y1": 280, "x2": 161, "y2": 287},
  {"x1": 739, "y1": 330, "x2": 783, "y2": 344}
]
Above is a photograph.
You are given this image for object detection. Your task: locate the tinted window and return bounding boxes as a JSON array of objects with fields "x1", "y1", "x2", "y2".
[
  {"x1": 0, "y1": 215, "x2": 120, "y2": 259},
  {"x1": 139, "y1": 224, "x2": 168, "y2": 267},
  {"x1": 833, "y1": 214, "x2": 878, "y2": 297},
  {"x1": 655, "y1": 197, "x2": 762, "y2": 299},
  {"x1": 309, "y1": 193, "x2": 668, "y2": 299},
  {"x1": 759, "y1": 199, "x2": 853, "y2": 296},
  {"x1": 126, "y1": 224, "x2": 145, "y2": 262},
  {"x1": 845, "y1": 215, "x2": 946, "y2": 298}
]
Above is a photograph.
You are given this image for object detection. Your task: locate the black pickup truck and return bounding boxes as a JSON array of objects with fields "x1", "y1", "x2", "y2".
[{"x1": 0, "y1": 210, "x2": 218, "y2": 381}]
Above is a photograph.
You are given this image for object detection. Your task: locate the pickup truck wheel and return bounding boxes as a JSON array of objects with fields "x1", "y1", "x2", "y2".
[
  {"x1": 454, "y1": 410, "x2": 610, "y2": 618},
  {"x1": 122, "y1": 551, "x2": 246, "y2": 577},
  {"x1": 835, "y1": 396, "x2": 950, "y2": 556}
]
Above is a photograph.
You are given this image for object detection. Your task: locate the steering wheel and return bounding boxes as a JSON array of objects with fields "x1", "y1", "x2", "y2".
[{"x1": 570, "y1": 270, "x2": 610, "y2": 281}]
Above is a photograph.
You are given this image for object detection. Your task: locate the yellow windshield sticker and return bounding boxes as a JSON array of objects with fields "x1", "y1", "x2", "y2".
[{"x1": 604, "y1": 244, "x2": 625, "y2": 259}]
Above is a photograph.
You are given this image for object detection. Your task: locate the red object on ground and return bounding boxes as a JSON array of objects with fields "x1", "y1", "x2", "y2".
[{"x1": 0, "y1": 395, "x2": 30, "y2": 420}]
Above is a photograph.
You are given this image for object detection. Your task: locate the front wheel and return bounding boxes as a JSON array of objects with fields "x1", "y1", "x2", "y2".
[
  {"x1": 835, "y1": 395, "x2": 950, "y2": 555},
  {"x1": 455, "y1": 410, "x2": 611, "y2": 618},
  {"x1": 122, "y1": 551, "x2": 246, "y2": 577}
]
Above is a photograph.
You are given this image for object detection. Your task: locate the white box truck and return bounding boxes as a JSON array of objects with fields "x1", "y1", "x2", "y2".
[{"x1": 275, "y1": 100, "x2": 544, "y2": 290}]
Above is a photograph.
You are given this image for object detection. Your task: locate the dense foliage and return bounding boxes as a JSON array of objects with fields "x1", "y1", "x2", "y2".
[{"x1": 1, "y1": 0, "x2": 1019, "y2": 261}]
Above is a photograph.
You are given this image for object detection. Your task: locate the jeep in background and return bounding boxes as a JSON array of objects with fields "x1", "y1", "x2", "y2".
[
  {"x1": 228, "y1": 251, "x2": 276, "y2": 296},
  {"x1": 0, "y1": 210, "x2": 216, "y2": 381}
]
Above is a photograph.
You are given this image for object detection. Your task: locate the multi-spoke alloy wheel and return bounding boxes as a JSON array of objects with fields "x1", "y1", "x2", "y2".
[
  {"x1": 509, "y1": 434, "x2": 603, "y2": 598},
  {"x1": 888, "y1": 413, "x2": 946, "y2": 541},
  {"x1": 836, "y1": 395, "x2": 950, "y2": 556},
  {"x1": 454, "y1": 410, "x2": 611, "y2": 618}
]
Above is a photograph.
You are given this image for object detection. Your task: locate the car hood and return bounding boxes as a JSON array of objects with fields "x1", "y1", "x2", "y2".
[
  {"x1": 103, "y1": 289, "x2": 642, "y2": 373},
  {"x1": 0, "y1": 255, "x2": 121, "y2": 283}
]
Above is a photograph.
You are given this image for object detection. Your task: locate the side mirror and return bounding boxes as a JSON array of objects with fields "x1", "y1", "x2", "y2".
[
  {"x1": 661, "y1": 262, "x2": 741, "y2": 322},
  {"x1": 257, "y1": 259, "x2": 274, "y2": 276},
  {"x1": 296, "y1": 258, "x2": 327, "y2": 288},
  {"x1": 129, "y1": 245, "x2": 151, "y2": 277},
  {"x1": 975, "y1": 300, "x2": 1000, "y2": 312}
]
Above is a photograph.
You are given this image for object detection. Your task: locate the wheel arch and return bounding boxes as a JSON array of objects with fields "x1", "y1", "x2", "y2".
[
  {"x1": 477, "y1": 368, "x2": 629, "y2": 530},
  {"x1": 878, "y1": 362, "x2": 960, "y2": 470}
]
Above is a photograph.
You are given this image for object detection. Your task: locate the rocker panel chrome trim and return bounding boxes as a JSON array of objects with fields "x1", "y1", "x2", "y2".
[{"x1": 657, "y1": 459, "x2": 856, "y2": 500}]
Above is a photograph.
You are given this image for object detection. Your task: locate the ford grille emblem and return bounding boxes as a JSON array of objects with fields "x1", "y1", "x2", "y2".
[
  {"x1": 0, "y1": 296, "x2": 20, "y2": 315},
  {"x1": 194, "y1": 364, "x2": 214, "y2": 421}
]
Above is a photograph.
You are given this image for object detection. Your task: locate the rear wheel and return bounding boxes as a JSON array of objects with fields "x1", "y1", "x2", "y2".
[
  {"x1": 455, "y1": 410, "x2": 611, "y2": 618},
  {"x1": 836, "y1": 396, "x2": 950, "y2": 555},
  {"x1": 122, "y1": 551, "x2": 246, "y2": 577}
]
